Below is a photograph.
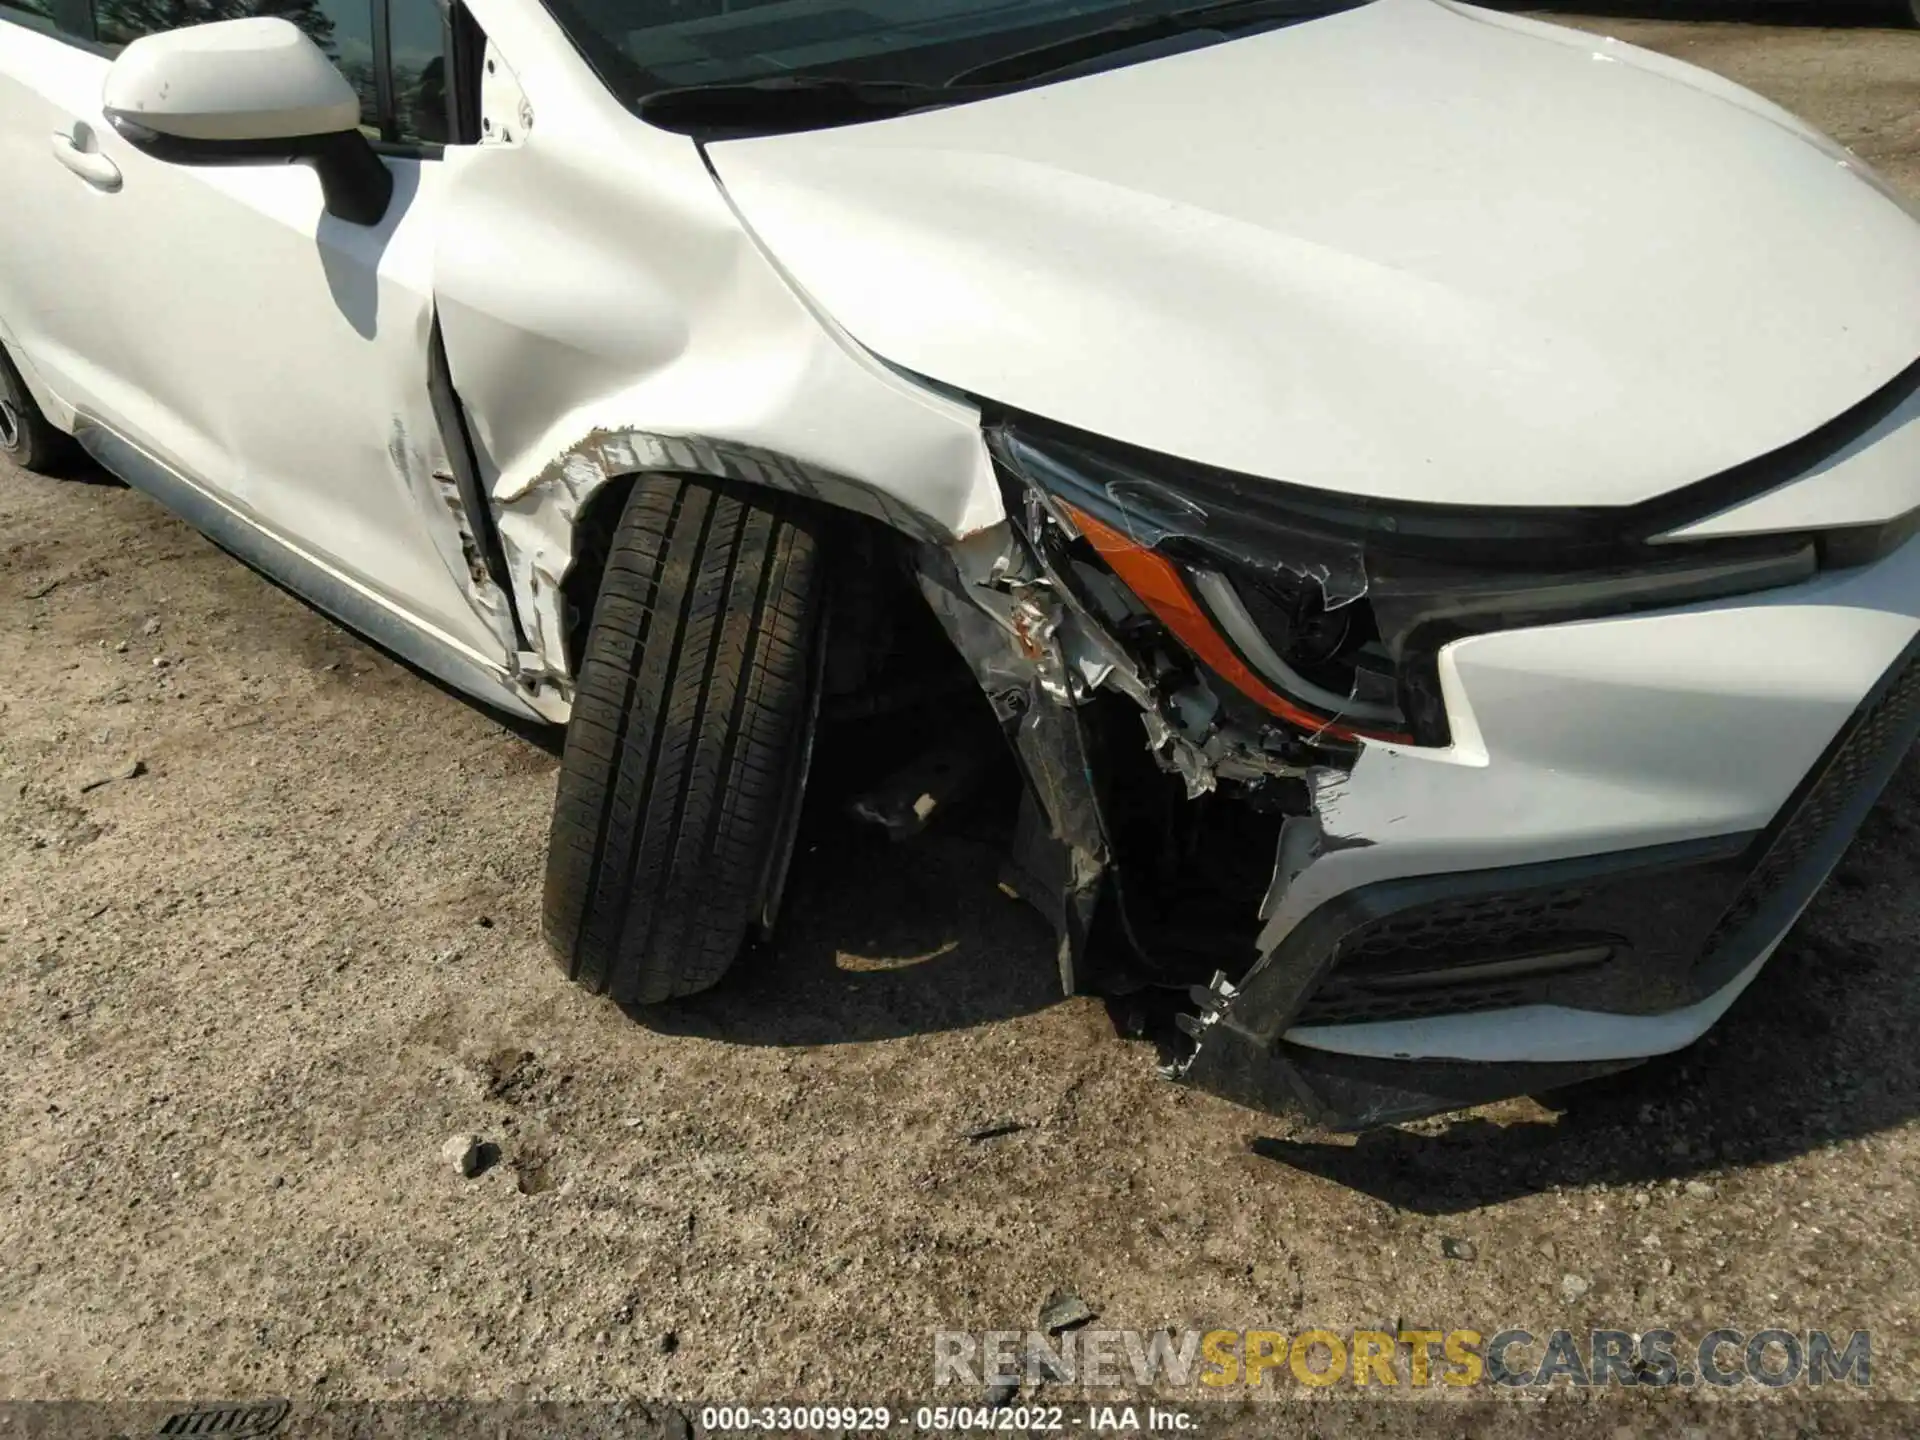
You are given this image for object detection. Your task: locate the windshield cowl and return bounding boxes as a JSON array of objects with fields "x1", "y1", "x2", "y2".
[{"x1": 637, "y1": 75, "x2": 1000, "y2": 139}]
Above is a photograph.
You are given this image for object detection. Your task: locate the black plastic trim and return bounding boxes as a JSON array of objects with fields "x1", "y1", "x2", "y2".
[
  {"x1": 988, "y1": 349, "x2": 1920, "y2": 566},
  {"x1": 427, "y1": 318, "x2": 529, "y2": 650},
  {"x1": 1260, "y1": 834, "x2": 1750, "y2": 1040},
  {"x1": 105, "y1": 114, "x2": 394, "y2": 226},
  {"x1": 445, "y1": 0, "x2": 487, "y2": 145},
  {"x1": 1275, "y1": 1045, "x2": 1641, "y2": 1131},
  {"x1": 372, "y1": 0, "x2": 397, "y2": 140},
  {"x1": 1690, "y1": 629, "x2": 1920, "y2": 997}
]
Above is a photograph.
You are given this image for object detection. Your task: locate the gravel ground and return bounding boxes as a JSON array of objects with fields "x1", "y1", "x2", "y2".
[{"x1": 4, "y1": 8, "x2": 1920, "y2": 1432}]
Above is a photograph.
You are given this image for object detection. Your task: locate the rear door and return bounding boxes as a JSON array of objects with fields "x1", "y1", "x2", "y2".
[{"x1": 0, "y1": 0, "x2": 518, "y2": 669}]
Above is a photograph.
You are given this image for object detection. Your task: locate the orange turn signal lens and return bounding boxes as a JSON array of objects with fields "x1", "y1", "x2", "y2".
[{"x1": 1060, "y1": 503, "x2": 1411, "y2": 745}]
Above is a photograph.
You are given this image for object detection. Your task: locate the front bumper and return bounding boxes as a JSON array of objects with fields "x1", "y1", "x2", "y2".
[{"x1": 1180, "y1": 530, "x2": 1920, "y2": 1128}]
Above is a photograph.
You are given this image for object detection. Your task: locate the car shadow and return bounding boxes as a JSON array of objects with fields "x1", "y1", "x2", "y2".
[
  {"x1": 46, "y1": 452, "x2": 126, "y2": 488},
  {"x1": 635, "y1": 727, "x2": 1066, "y2": 1045},
  {"x1": 1250, "y1": 751, "x2": 1920, "y2": 1212}
]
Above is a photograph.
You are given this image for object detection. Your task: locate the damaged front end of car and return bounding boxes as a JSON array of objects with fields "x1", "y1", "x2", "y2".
[{"x1": 916, "y1": 414, "x2": 1831, "y2": 1130}]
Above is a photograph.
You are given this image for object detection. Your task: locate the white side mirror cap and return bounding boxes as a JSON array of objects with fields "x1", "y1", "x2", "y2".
[{"x1": 102, "y1": 17, "x2": 360, "y2": 143}]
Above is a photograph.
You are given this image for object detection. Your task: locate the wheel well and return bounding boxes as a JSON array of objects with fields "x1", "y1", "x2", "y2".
[
  {"x1": 559, "y1": 473, "x2": 635, "y2": 680},
  {"x1": 557, "y1": 470, "x2": 917, "y2": 685}
]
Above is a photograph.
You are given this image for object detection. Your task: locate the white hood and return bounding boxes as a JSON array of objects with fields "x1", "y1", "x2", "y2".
[{"x1": 706, "y1": 0, "x2": 1920, "y2": 508}]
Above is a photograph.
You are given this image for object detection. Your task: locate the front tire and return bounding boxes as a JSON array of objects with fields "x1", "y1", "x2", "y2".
[{"x1": 543, "y1": 473, "x2": 822, "y2": 1004}]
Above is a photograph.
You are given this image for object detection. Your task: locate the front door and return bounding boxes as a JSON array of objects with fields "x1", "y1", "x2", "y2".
[{"x1": 0, "y1": 0, "x2": 516, "y2": 668}]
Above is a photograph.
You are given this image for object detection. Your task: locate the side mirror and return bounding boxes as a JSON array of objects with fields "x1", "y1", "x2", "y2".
[{"x1": 102, "y1": 17, "x2": 393, "y2": 225}]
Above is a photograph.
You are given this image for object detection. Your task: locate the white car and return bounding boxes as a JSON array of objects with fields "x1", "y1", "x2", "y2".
[{"x1": 5, "y1": 0, "x2": 1919, "y2": 1128}]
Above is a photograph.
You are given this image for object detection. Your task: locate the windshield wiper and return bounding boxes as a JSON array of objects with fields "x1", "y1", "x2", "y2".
[
  {"x1": 638, "y1": 74, "x2": 1006, "y2": 138},
  {"x1": 947, "y1": 0, "x2": 1366, "y2": 87}
]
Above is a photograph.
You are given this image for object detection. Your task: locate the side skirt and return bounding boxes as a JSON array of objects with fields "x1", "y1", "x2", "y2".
[{"x1": 74, "y1": 418, "x2": 547, "y2": 724}]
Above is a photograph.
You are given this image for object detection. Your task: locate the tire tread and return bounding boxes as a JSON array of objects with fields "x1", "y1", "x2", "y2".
[{"x1": 543, "y1": 474, "x2": 819, "y2": 1004}]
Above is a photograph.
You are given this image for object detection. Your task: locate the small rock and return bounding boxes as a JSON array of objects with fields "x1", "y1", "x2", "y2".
[
  {"x1": 441, "y1": 1133, "x2": 487, "y2": 1178},
  {"x1": 113, "y1": 640, "x2": 128, "y2": 654},
  {"x1": 1684, "y1": 1180, "x2": 1714, "y2": 1199},
  {"x1": 658, "y1": 1331, "x2": 679, "y2": 1355},
  {"x1": 1560, "y1": 1273, "x2": 1591, "y2": 1303},
  {"x1": 1038, "y1": 1288, "x2": 1096, "y2": 1335},
  {"x1": 139, "y1": 616, "x2": 161, "y2": 637},
  {"x1": 1440, "y1": 1236, "x2": 1476, "y2": 1262},
  {"x1": 1537, "y1": 1240, "x2": 1557, "y2": 1262},
  {"x1": 982, "y1": 1376, "x2": 1019, "y2": 1406}
]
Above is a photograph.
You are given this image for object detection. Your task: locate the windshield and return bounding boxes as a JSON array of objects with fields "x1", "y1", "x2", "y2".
[{"x1": 542, "y1": 0, "x2": 1372, "y2": 124}]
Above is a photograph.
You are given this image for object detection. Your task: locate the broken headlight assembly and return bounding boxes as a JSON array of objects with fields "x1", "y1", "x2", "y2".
[{"x1": 988, "y1": 419, "x2": 1821, "y2": 747}]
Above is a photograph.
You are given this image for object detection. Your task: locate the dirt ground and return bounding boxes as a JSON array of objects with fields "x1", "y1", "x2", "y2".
[{"x1": 5, "y1": 7, "x2": 1920, "y2": 1432}]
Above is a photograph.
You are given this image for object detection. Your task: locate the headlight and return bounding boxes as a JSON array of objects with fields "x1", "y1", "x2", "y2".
[{"x1": 989, "y1": 420, "x2": 1818, "y2": 747}]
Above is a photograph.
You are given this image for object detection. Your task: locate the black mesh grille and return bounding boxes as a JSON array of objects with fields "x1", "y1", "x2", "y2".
[
  {"x1": 1698, "y1": 649, "x2": 1920, "y2": 957},
  {"x1": 1293, "y1": 643, "x2": 1920, "y2": 1030},
  {"x1": 1335, "y1": 887, "x2": 1595, "y2": 967}
]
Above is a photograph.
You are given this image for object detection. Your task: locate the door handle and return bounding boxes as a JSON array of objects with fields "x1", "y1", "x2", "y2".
[{"x1": 50, "y1": 127, "x2": 122, "y2": 191}]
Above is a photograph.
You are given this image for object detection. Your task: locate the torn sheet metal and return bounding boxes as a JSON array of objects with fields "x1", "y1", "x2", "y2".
[
  {"x1": 382, "y1": 414, "x2": 528, "y2": 685},
  {"x1": 916, "y1": 495, "x2": 1337, "y2": 993},
  {"x1": 1167, "y1": 762, "x2": 1410, "y2": 1122},
  {"x1": 915, "y1": 531, "x2": 1112, "y2": 990},
  {"x1": 924, "y1": 483, "x2": 1414, "y2": 1119},
  {"x1": 1168, "y1": 808, "x2": 1461, "y2": 1130}
]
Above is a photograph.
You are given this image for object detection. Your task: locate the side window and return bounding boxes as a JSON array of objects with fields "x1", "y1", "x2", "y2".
[
  {"x1": 0, "y1": 0, "x2": 96, "y2": 44},
  {"x1": 387, "y1": 0, "x2": 448, "y2": 146}
]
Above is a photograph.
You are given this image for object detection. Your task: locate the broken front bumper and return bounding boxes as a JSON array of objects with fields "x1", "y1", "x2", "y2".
[
  {"x1": 1186, "y1": 530, "x2": 1920, "y2": 1127},
  {"x1": 925, "y1": 488, "x2": 1920, "y2": 1128}
]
